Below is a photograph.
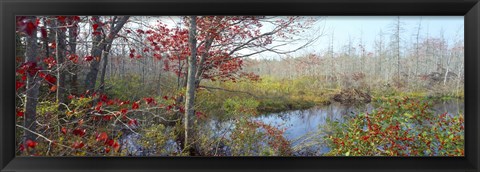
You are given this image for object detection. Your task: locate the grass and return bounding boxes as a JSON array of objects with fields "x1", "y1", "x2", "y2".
[{"x1": 105, "y1": 74, "x2": 464, "y2": 117}]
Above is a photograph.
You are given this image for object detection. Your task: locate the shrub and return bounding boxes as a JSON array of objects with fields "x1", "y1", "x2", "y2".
[{"x1": 324, "y1": 97, "x2": 464, "y2": 156}]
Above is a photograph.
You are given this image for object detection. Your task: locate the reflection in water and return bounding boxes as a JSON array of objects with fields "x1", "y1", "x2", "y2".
[
  {"x1": 256, "y1": 103, "x2": 372, "y2": 142},
  {"x1": 122, "y1": 99, "x2": 464, "y2": 156},
  {"x1": 253, "y1": 99, "x2": 464, "y2": 155}
]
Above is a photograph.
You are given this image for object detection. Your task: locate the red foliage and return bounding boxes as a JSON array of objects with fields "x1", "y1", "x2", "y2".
[
  {"x1": 16, "y1": 81, "x2": 25, "y2": 91},
  {"x1": 72, "y1": 128, "x2": 86, "y2": 137},
  {"x1": 132, "y1": 101, "x2": 139, "y2": 110},
  {"x1": 40, "y1": 27, "x2": 48, "y2": 39},
  {"x1": 43, "y1": 57, "x2": 56, "y2": 69},
  {"x1": 84, "y1": 56, "x2": 94, "y2": 62},
  {"x1": 68, "y1": 54, "x2": 79, "y2": 63},
  {"x1": 96, "y1": 132, "x2": 108, "y2": 142},
  {"x1": 92, "y1": 23, "x2": 99, "y2": 31},
  {"x1": 16, "y1": 110, "x2": 24, "y2": 117},
  {"x1": 61, "y1": 127, "x2": 67, "y2": 135},
  {"x1": 72, "y1": 141, "x2": 85, "y2": 149},
  {"x1": 25, "y1": 139, "x2": 37, "y2": 148},
  {"x1": 25, "y1": 22, "x2": 37, "y2": 36},
  {"x1": 144, "y1": 97, "x2": 156, "y2": 105},
  {"x1": 128, "y1": 119, "x2": 138, "y2": 126}
]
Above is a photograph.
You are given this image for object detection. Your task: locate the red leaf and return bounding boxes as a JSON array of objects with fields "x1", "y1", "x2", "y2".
[
  {"x1": 92, "y1": 23, "x2": 99, "y2": 31},
  {"x1": 84, "y1": 56, "x2": 94, "y2": 62},
  {"x1": 68, "y1": 54, "x2": 79, "y2": 63},
  {"x1": 72, "y1": 141, "x2": 85, "y2": 149},
  {"x1": 96, "y1": 132, "x2": 108, "y2": 142},
  {"x1": 40, "y1": 27, "x2": 48, "y2": 39},
  {"x1": 16, "y1": 81, "x2": 25, "y2": 91},
  {"x1": 106, "y1": 139, "x2": 115, "y2": 146},
  {"x1": 132, "y1": 101, "x2": 139, "y2": 110},
  {"x1": 113, "y1": 141, "x2": 120, "y2": 151},
  {"x1": 57, "y1": 16, "x2": 66, "y2": 23},
  {"x1": 105, "y1": 147, "x2": 111, "y2": 153},
  {"x1": 25, "y1": 22, "x2": 36, "y2": 36},
  {"x1": 128, "y1": 119, "x2": 138, "y2": 126},
  {"x1": 43, "y1": 57, "x2": 56, "y2": 69},
  {"x1": 22, "y1": 61, "x2": 40, "y2": 76},
  {"x1": 107, "y1": 100, "x2": 115, "y2": 106},
  {"x1": 144, "y1": 97, "x2": 155, "y2": 105},
  {"x1": 61, "y1": 127, "x2": 67, "y2": 135},
  {"x1": 100, "y1": 94, "x2": 108, "y2": 102},
  {"x1": 102, "y1": 115, "x2": 112, "y2": 121},
  {"x1": 68, "y1": 95, "x2": 75, "y2": 100},
  {"x1": 49, "y1": 85, "x2": 57, "y2": 92},
  {"x1": 25, "y1": 139, "x2": 37, "y2": 148},
  {"x1": 72, "y1": 128, "x2": 86, "y2": 137},
  {"x1": 120, "y1": 108, "x2": 128, "y2": 114},
  {"x1": 95, "y1": 102, "x2": 103, "y2": 112},
  {"x1": 19, "y1": 144, "x2": 25, "y2": 152},
  {"x1": 72, "y1": 16, "x2": 81, "y2": 21},
  {"x1": 120, "y1": 101, "x2": 130, "y2": 106},
  {"x1": 16, "y1": 110, "x2": 24, "y2": 117},
  {"x1": 48, "y1": 42, "x2": 56, "y2": 49},
  {"x1": 44, "y1": 74, "x2": 57, "y2": 85},
  {"x1": 195, "y1": 112, "x2": 203, "y2": 118}
]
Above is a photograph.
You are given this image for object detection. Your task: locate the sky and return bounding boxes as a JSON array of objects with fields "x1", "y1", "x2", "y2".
[
  {"x1": 145, "y1": 16, "x2": 464, "y2": 59},
  {"x1": 253, "y1": 16, "x2": 464, "y2": 59}
]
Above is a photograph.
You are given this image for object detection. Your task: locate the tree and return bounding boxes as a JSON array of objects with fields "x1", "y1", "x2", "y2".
[
  {"x1": 67, "y1": 16, "x2": 80, "y2": 95},
  {"x1": 142, "y1": 16, "x2": 320, "y2": 151},
  {"x1": 84, "y1": 16, "x2": 130, "y2": 92},
  {"x1": 20, "y1": 16, "x2": 40, "y2": 152},
  {"x1": 56, "y1": 17, "x2": 67, "y2": 113},
  {"x1": 184, "y1": 16, "x2": 197, "y2": 151}
]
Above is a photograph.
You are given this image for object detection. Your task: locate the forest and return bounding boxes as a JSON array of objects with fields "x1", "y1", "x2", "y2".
[{"x1": 15, "y1": 16, "x2": 464, "y2": 156}]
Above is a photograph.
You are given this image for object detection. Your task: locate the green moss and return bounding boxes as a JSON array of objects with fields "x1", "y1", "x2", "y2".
[{"x1": 257, "y1": 98, "x2": 316, "y2": 113}]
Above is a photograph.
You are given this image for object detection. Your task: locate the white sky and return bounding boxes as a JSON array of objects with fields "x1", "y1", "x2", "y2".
[{"x1": 136, "y1": 16, "x2": 464, "y2": 59}]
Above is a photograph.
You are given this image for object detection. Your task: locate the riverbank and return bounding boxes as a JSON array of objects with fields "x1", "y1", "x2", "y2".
[{"x1": 199, "y1": 77, "x2": 464, "y2": 115}]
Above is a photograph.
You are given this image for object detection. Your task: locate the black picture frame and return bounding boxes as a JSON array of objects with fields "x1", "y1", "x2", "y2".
[{"x1": 1, "y1": 0, "x2": 479, "y2": 171}]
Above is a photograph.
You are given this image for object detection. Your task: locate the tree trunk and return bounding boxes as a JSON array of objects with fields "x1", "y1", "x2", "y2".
[
  {"x1": 84, "y1": 16, "x2": 104, "y2": 93},
  {"x1": 24, "y1": 16, "x2": 40, "y2": 153},
  {"x1": 68, "y1": 18, "x2": 79, "y2": 95},
  {"x1": 184, "y1": 16, "x2": 197, "y2": 152},
  {"x1": 99, "y1": 44, "x2": 112, "y2": 93},
  {"x1": 55, "y1": 19, "x2": 67, "y2": 122},
  {"x1": 84, "y1": 16, "x2": 129, "y2": 92}
]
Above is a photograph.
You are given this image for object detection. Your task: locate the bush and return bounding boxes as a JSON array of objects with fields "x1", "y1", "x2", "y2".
[{"x1": 323, "y1": 97, "x2": 464, "y2": 156}]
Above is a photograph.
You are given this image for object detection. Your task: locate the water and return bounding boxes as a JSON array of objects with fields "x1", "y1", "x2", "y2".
[
  {"x1": 121, "y1": 99, "x2": 464, "y2": 156},
  {"x1": 253, "y1": 99, "x2": 464, "y2": 155},
  {"x1": 257, "y1": 99, "x2": 464, "y2": 143}
]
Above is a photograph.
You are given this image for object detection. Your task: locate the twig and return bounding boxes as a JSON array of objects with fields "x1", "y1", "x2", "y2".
[{"x1": 16, "y1": 124, "x2": 74, "y2": 150}]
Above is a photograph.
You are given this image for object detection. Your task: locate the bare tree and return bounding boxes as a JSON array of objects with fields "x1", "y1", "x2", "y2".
[{"x1": 24, "y1": 16, "x2": 40, "y2": 151}]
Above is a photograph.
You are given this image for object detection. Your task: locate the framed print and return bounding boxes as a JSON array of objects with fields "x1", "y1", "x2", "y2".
[{"x1": 1, "y1": 0, "x2": 479, "y2": 171}]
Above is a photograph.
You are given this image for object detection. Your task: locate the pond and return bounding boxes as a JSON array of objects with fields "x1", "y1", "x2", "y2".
[
  {"x1": 121, "y1": 99, "x2": 464, "y2": 156},
  {"x1": 252, "y1": 99, "x2": 464, "y2": 155}
]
